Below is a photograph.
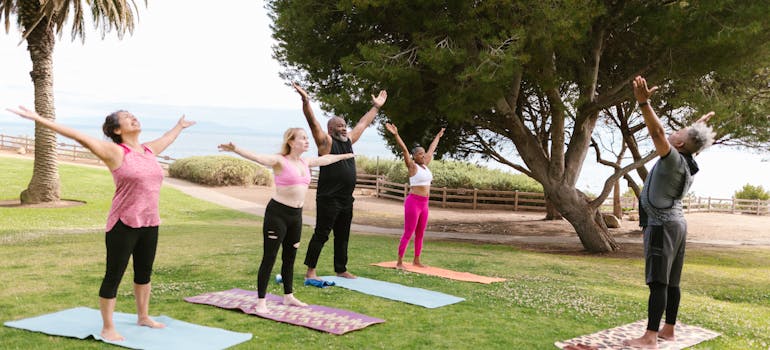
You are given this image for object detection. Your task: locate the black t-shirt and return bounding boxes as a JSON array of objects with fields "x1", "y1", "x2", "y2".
[{"x1": 317, "y1": 138, "x2": 356, "y2": 198}]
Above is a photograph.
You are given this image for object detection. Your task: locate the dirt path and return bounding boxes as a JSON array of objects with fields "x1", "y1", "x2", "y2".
[{"x1": 211, "y1": 185, "x2": 770, "y2": 246}]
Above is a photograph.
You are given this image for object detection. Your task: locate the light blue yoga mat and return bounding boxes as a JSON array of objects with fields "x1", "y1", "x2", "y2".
[
  {"x1": 321, "y1": 276, "x2": 464, "y2": 308},
  {"x1": 4, "y1": 307, "x2": 252, "y2": 350}
]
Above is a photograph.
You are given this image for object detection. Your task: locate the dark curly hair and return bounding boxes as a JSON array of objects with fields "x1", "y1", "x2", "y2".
[{"x1": 102, "y1": 110, "x2": 127, "y2": 143}]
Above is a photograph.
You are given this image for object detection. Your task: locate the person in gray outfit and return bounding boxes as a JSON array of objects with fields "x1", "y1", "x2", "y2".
[{"x1": 625, "y1": 76, "x2": 716, "y2": 349}]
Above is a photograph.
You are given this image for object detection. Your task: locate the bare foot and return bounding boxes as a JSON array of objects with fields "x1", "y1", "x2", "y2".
[
  {"x1": 254, "y1": 298, "x2": 269, "y2": 314},
  {"x1": 412, "y1": 256, "x2": 426, "y2": 268},
  {"x1": 101, "y1": 327, "x2": 125, "y2": 342},
  {"x1": 658, "y1": 324, "x2": 676, "y2": 341},
  {"x1": 624, "y1": 335, "x2": 658, "y2": 349},
  {"x1": 305, "y1": 268, "x2": 322, "y2": 281},
  {"x1": 137, "y1": 317, "x2": 166, "y2": 329},
  {"x1": 336, "y1": 271, "x2": 357, "y2": 279},
  {"x1": 283, "y1": 294, "x2": 308, "y2": 307},
  {"x1": 395, "y1": 262, "x2": 405, "y2": 270}
]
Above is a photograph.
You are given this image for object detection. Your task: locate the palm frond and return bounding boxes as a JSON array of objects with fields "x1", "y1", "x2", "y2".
[{"x1": 0, "y1": 0, "x2": 16, "y2": 34}]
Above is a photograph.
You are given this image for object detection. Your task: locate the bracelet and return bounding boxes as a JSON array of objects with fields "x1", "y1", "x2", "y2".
[{"x1": 638, "y1": 101, "x2": 649, "y2": 107}]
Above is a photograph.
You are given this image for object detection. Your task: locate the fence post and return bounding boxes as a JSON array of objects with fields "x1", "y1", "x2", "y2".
[
  {"x1": 375, "y1": 177, "x2": 380, "y2": 198},
  {"x1": 707, "y1": 197, "x2": 711, "y2": 212},
  {"x1": 757, "y1": 199, "x2": 761, "y2": 216},
  {"x1": 72, "y1": 144, "x2": 77, "y2": 160},
  {"x1": 473, "y1": 188, "x2": 478, "y2": 210},
  {"x1": 731, "y1": 197, "x2": 736, "y2": 214},
  {"x1": 442, "y1": 187, "x2": 447, "y2": 208},
  {"x1": 514, "y1": 191, "x2": 519, "y2": 211},
  {"x1": 403, "y1": 183, "x2": 408, "y2": 199}
]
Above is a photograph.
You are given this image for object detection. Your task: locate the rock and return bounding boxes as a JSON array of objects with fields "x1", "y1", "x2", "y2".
[{"x1": 603, "y1": 213, "x2": 621, "y2": 228}]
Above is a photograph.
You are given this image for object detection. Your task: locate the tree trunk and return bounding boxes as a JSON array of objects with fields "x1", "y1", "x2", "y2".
[
  {"x1": 544, "y1": 195, "x2": 563, "y2": 220},
  {"x1": 613, "y1": 180, "x2": 622, "y2": 218},
  {"x1": 548, "y1": 186, "x2": 619, "y2": 252},
  {"x1": 19, "y1": 3, "x2": 60, "y2": 204}
]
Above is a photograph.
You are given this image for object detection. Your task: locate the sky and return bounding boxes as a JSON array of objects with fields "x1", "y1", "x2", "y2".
[{"x1": 1, "y1": 0, "x2": 768, "y2": 198}]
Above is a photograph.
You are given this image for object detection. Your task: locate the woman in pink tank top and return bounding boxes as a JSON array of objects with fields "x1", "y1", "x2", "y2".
[
  {"x1": 218, "y1": 128, "x2": 353, "y2": 314},
  {"x1": 8, "y1": 106, "x2": 194, "y2": 342}
]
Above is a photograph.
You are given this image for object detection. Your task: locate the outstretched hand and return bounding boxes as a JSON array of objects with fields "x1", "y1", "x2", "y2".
[
  {"x1": 218, "y1": 142, "x2": 237, "y2": 152},
  {"x1": 6, "y1": 106, "x2": 41, "y2": 121},
  {"x1": 385, "y1": 122, "x2": 398, "y2": 135},
  {"x1": 436, "y1": 127, "x2": 445, "y2": 138},
  {"x1": 292, "y1": 82, "x2": 310, "y2": 102},
  {"x1": 632, "y1": 76, "x2": 659, "y2": 103},
  {"x1": 177, "y1": 115, "x2": 196, "y2": 129},
  {"x1": 696, "y1": 111, "x2": 715, "y2": 125},
  {"x1": 372, "y1": 90, "x2": 387, "y2": 108}
]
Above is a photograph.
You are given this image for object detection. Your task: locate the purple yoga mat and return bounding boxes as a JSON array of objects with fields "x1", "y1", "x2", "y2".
[{"x1": 184, "y1": 288, "x2": 384, "y2": 334}]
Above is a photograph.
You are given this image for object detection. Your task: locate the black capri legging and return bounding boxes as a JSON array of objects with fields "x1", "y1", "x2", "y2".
[
  {"x1": 99, "y1": 220, "x2": 159, "y2": 299},
  {"x1": 257, "y1": 199, "x2": 303, "y2": 298}
]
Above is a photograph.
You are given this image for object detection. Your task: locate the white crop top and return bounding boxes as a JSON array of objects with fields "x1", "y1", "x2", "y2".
[{"x1": 409, "y1": 165, "x2": 433, "y2": 186}]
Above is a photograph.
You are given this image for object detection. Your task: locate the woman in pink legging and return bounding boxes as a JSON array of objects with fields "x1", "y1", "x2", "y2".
[{"x1": 385, "y1": 123, "x2": 444, "y2": 269}]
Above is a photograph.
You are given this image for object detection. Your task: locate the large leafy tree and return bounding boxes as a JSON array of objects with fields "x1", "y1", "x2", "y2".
[
  {"x1": 1, "y1": 0, "x2": 143, "y2": 204},
  {"x1": 269, "y1": 0, "x2": 770, "y2": 252}
]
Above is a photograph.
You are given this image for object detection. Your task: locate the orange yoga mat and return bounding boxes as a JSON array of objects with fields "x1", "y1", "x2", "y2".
[{"x1": 372, "y1": 261, "x2": 506, "y2": 284}]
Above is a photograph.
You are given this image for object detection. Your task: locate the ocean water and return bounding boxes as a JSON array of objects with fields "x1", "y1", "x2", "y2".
[{"x1": 0, "y1": 103, "x2": 394, "y2": 160}]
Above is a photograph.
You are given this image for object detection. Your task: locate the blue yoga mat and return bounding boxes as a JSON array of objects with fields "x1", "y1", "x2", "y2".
[
  {"x1": 4, "y1": 307, "x2": 252, "y2": 350},
  {"x1": 320, "y1": 276, "x2": 464, "y2": 308}
]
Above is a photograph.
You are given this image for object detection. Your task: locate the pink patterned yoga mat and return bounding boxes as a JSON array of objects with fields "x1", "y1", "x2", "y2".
[
  {"x1": 372, "y1": 261, "x2": 507, "y2": 284},
  {"x1": 554, "y1": 320, "x2": 720, "y2": 349},
  {"x1": 184, "y1": 288, "x2": 384, "y2": 334}
]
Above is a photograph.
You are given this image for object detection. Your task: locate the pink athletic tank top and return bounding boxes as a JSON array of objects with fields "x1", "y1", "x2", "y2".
[
  {"x1": 274, "y1": 156, "x2": 311, "y2": 187},
  {"x1": 105, "y1": 144, "x2": 164, "y2": 231}
]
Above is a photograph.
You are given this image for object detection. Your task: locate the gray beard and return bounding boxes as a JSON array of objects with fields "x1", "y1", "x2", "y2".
[{"x1": 331, "y1": 133, "x2": 348, "y2": 142}]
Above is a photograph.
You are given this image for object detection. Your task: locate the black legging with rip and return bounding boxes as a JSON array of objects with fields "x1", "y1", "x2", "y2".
[
  {"x1": 99, "y1": 220, "x2": 158, "y2": 299},
  {"x1": 258, "y1": 199, "x2": 303, "y2": 298}
]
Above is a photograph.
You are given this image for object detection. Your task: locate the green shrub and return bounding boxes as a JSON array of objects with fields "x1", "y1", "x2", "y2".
[
  {"x1": 169, "y1": 155, "x2": 272, "y2": 186},
  {"x1": 356, "y1": 156, "x2": 543, "y2": 192},
  {"x1": 734, "y1": 183, "x2": 770, "y2": 200}
]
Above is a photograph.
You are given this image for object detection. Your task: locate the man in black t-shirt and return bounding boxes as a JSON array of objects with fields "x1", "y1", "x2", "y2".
[{"x1": 292, "y1": 83, "x2": 387, "y2": 280}]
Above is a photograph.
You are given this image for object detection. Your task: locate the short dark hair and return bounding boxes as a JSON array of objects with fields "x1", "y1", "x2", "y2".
[{"x1": 103, "y1": 110, "x2": 126, "y2": 143}]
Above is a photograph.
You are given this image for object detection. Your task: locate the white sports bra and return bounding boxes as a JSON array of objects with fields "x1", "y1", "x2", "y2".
[{"x1": 409, "y1": 165, "x2": 433, "y2": 186}]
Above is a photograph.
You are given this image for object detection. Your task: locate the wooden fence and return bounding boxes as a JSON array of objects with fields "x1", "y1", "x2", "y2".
[
  {"x1": 4, "y1": 133, "x2": 768, "y2": 215},
  {"x1": 0, "y1": 134, "x2": 175, "y2": 168}
]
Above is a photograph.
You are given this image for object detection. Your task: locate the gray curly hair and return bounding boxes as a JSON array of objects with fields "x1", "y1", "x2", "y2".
[{"x1": 684, "y1": 122, "x2": 716, "y2": 154}]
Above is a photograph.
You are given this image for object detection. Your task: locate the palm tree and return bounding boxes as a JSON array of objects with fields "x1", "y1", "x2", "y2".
[{"x1": 1, "y1": 0, "x2": 144, "y2": 204}]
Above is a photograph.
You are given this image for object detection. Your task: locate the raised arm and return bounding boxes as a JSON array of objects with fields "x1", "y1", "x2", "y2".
[
  {"x1": 306, "y1": 153, "x2": 355, "y2": 167},
  {"x1": 385, "y1": 122, "x2": 416, "y2": 174},
  {"x1": 632, "y1": 76, "x2": 670, "y2": 157},
  {"x1": 292, "y1": 82, "x2": 332, "y2": 154},
  {"x1": 218, "y1": 142, "x2": 282, "y2": 168},
  {"x1": 349, "y1": 90, "x2": 387, "y2": 144},
  {"x1": 6, "y1": 106, "x2": 123, "y2": 169},
  {"x1": 423, "y1": 128, "x2": 445, "y2": 166},
  {"x1": 145, "y1": 115, "x2": 196, "y2": 155}
]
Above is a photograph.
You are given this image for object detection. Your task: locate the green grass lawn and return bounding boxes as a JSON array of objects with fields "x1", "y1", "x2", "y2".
[{"x1": 1, "y1": 157, "x2": 769, "y2": 349}]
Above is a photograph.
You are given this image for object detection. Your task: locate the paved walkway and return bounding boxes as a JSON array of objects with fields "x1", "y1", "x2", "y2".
[{"x1": 163, "y1": 177, "x2": 644, "y2": 246}]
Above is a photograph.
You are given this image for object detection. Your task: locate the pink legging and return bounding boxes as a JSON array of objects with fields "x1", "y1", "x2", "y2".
[{"x1": 399, "y1": 193, "x2": 430, "y2": 258}]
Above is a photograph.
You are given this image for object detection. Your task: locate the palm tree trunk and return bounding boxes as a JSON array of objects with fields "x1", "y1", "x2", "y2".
[{"x1": 19, "y1": 1, "x2": 60, "y2": 204}]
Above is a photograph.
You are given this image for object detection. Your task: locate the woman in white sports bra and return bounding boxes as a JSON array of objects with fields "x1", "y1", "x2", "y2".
[
  {"x1": 219, "y1": 128, "x2": 353, "y2": 313},
  {"x1": 385, "y1": 123, "x2": 444, "y2": 269}
]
